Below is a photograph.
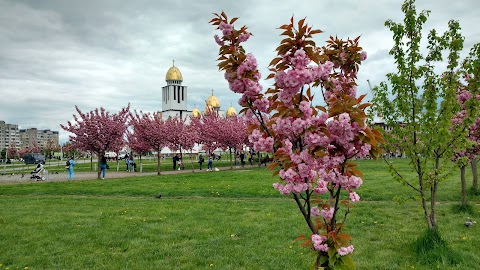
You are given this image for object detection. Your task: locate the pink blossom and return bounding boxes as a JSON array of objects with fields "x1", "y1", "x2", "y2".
[
  {"x1": 338, "y1": 245, "x2": 354, "y2": 256},
  {"x1": 214, "y1": 35, "x2": 224, "y2": 46},
  {"x1": 360, "y1": 51, "x2": 367, "y2": 61},
  {"x1": 219, "y1": 22, "x2": 233, "y2": 36},
  {"x1": 238, "y1": 33, "x2": 250, "y2": 43},
  {"x1": 311, "y1": 234, "x2": 329, "y2": 251},
  {"x1": 349, "y1": 192, "x2": 360, "y2": 202},
  {"x1": 311, "y1": 206, "x2": 321, "y2": 217},
  {"x1": 320, "y1": 207, "x2": 334, "y2": 220},
  {"x1": 291, "y1": 49, "x2": 309, "y2": 69}
]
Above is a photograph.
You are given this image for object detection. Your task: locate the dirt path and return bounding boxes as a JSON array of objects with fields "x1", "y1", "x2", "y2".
[{"x1": 0, "y1": 166, "x2": 257, "y2": 184}]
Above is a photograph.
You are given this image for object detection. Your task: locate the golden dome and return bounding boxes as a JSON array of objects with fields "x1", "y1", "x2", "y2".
[
  {"x1": 206, "y1": 95, "x2": 220, "y2": 108},
  {"x1": 226, "y1": 106, "x2": 237, "y2": 117},
  {"x1": 192, "y1": 107, "x2": 201, "y2": 118},
  {"x1": 165, "y1": 66, "x2": 183, "y2": 81}
]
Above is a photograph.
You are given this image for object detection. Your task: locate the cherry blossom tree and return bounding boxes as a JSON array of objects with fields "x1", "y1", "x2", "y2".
[
  {"x1": 165, "y1": 117, "x2": 199, "y2": 171},
  {"x1": 211, "y1": 12, "x2": 381, "y2": 269},
  {"x1": 61, "y1": 105, "x2": 130, "y2": 179},
  {"x1": 129, "y1": 111, "x2": 170, "y2": 175},
  {"x1": 127, "y1": 129, "x2": 151, "y2": 173},
  {"x1": 195, "y1": 110, "x2": 224, "y2": 156},
  {"x1": 217, "y1": 115, "x2": 248, "y2": 168}
]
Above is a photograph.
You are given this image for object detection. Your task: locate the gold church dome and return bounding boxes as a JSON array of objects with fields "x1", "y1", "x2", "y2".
[
  {"x1": 192, "y1": 107, "x2": 201, "y2": 118},
  {"x1": 206, "y1": 95, "x2": 220, "y2": 108},
  {"x1": 226, "y1": 106, "x2": 237, "y2": 117},
  {"x1": 165, "y1": 66, "x2": 183, "y2": 81}
]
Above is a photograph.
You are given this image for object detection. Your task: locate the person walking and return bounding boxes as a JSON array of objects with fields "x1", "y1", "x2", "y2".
[
  {"x1": 177, "y1": 155, "x2": 183, "y2": 171},
  {"x1": 173, "y1": 154, "x2": 178, "y2": 171},
  {"x1": 67, "y1": 156, "x2": 76, "y2": 181},
  {"x1": 100, "y1": 155, "x2": 107, "y2": 179},
  {"x1": 198, "y1": 154, "x2": 204, "y2": 170},
  {"x1": 124, "y1": 153, "x2": 129, "y2": 171},
  {"x1": 207, "y1": 154, "x2": 213, "y2": 171}
]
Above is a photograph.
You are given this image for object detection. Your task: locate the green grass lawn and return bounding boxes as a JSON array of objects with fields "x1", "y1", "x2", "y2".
[{"x1": 0, "y1": 159, "x2": 479, "y2": 269}]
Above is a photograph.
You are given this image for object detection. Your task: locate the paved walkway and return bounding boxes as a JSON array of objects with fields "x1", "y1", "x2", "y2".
[{"x1": 0, "y1": 165, "x2": 260, "y2": 184}]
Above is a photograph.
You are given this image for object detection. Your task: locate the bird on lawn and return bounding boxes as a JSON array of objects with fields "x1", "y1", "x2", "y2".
[
  {"x1": 464, "y1": 218, "x2": 476, "y2": 228},
  {"x1": 154, "y1": 194, "x2": 162, "y2": 199}
]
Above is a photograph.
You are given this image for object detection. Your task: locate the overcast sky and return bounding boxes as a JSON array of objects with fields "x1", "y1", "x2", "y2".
[{"x1": 1, "y1": 0, "x2": 479, "y2": 144}]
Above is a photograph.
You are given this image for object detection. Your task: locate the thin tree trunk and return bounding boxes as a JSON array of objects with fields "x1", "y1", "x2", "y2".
[
  {"x1": 157, "y1": 149, "x2": 161, "y2": 175},
  {"x1": 429, "y1": 180, "x2": 438, "y2": 231},
  {"x1": 97, "y1": 154, "x2": 101, "y2": 179},
  {"x1": 190, "y1": 153, "x2": 195, "y2": 172},
  {"x1": 461, "y1": 165, "x2": 467, "y2": 207},
  {"x1": 229, "y1": 148, "x2": 233, "y2": 169},
  {"x1": 472, "y1": 158, "x2": 478, "y2": 193}
]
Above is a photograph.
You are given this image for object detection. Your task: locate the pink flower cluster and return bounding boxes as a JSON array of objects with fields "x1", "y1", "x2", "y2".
[
  {"x1": 311, "y1": 234, "x2": 329, "y2": 252},
  {"x1": 219, "y1": 22, "x2": 233, "y2": 36},
  {"x1": 338, "y1": 245, "x2": 354, "y2": 256},
  {"x1": 321, "y1": 207, "x2": 335, "y2": 219},
  {"x1": 249, "y1": 129, "x2": 274, "y2": 153},
  {"x1": 275, "y1": 60, "x2": 334, "y2": 106}
]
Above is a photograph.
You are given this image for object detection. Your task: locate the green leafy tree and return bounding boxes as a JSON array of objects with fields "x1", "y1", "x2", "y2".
[{"x1": 372, "y1": 0, "x2": 470, "y2": 233}]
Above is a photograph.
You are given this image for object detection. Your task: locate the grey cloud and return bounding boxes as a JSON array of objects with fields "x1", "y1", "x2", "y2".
[{"x1": 1, "y1": 0, "x2": 479, "y2": 143}]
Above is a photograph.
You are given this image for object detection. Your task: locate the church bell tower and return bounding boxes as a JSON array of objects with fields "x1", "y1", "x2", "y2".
[{"x1": 161, "y1": 60, "x2": 188, "y2": 118}]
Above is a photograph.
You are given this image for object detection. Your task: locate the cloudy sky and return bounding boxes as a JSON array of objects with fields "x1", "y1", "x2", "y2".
[{"x1": 1, "y1": 0, "x2": 479, "y2": 143}]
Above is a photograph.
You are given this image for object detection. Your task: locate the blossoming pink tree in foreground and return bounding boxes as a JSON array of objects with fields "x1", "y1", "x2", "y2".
[
  {"x1": 211, "y1": 13, "x2": 382, "y2": 269},
  {"x1": 61, "y1": 105, "x2": 130, "y2": 179}
]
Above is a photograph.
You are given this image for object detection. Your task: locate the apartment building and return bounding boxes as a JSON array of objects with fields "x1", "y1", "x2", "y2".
[{"x1": 0, "y1": 121, "x2": 59, "y2": 150}]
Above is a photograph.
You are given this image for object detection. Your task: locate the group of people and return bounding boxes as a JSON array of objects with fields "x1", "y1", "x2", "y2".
[
  {"x1": 197, "y1": 153, "x2": 214, "y2": 171},
  {"x1": 172, "y1": 154, "x2": 186, "y2": 171}
]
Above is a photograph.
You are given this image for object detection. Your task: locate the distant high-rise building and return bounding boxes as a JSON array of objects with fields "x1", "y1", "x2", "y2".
[
  {"x1": 0, "y1": 121, "x2": 20, "y2": 150},
  {"x1": 19, "y1": 128, "x2": 59, "y2": 149},
  {"x1": 0, "y1": 120, "x2": 59, "y2": 151}
]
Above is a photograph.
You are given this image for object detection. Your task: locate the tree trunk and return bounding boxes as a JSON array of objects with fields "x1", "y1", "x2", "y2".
[
  {"x1": 190, "y1": 153, "x2": 195, "y2": 172},
  {"x1": 418, "y1": 163, "x2": 433, "y2": 230},
  {"x1": 97, "y1": 155, "x2": 101, "y2": 179},
  {"x1": 90, "y1": 155, "x2": 93, "y2": 171},
  {"x1": 429, "y1": 180, "x2": 438, "y2": 231},
  {"x1": 461, "y1": 165, "x2": 467, "y2": 207},
  {"x1": 157, "y1": 150, "x2": 161, "y2": 175},
  {"x1": 472, "y1": 158, "x2": 478, "y2": 193},
  {"x1": 229, "y1": 148, "x2": 233, "y2": 169}
]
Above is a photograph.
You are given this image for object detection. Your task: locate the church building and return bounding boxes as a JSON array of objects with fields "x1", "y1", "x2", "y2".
[{"x1": 160, "y1": 61, "x2": 237, "y2": 120}]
